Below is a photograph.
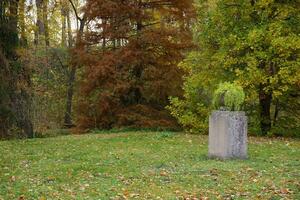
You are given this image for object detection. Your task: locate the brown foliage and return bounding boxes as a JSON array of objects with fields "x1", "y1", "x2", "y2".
[{"x1": 76, "y1": 0, "x2": 195, "y2": 131}]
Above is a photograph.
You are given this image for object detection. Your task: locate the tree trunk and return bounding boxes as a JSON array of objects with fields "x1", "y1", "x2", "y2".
[
  {"x1": 35, "y1": 0, "x2": 48, "y2": 46},
  {"x1": 11, "y1": 90, "x2": 34, "y2": 138},
  {"x1": 61, "y1": 5, "x2": 67, "y2": 46},
  {"x1": 259, "y1": 86, "x2": 272, "y2": 135},
  {"x1": 10, "y1": 0, "x2": 34, "y2": 138},
  {"x1": 35, "y1": 0, "x2": 44, "y2": 45},
  {"x1": 102, "y1": 18, "x2": 106, "y2": 49},
  {"x1": 129, "y1": 1, "x2": 144, "y2": 105},
  {"x1": 0, "y1": 47, "x2": 10, "y2": 138},
  {"x1": 9, "y1": 0, "x2": 19, "y2": 33},
  {"x1": 273, "y1": 99, "x2": 279, "y2": 127},
  {"x1": 64, "y1": 66, "x2": 76, "y2": 127},
  {"x1": 67, "y1": 7, "x2": 73, "y2": 47},
  {"x1": 63, "y1": 1, "x2": 81, "y2": 128},
  {"x1": 0, "y1": 1, "x2": 3, "y2": 20},
  {"x1": 43, "y1": 0, "x2": 49, "y2": 46},
  {"x1": 63, "y1": 13, "x2": 86, "y2": 128},
  {"x1": 19, "y1": 0, "x2": 27, "y2": 46},
  {"x1": 132, "y1": 17, "x2": 143, "y2": 104}
]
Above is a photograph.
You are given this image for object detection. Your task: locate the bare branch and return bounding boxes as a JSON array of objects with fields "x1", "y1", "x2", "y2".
[{"x1": 68, "y1": 0, "x2": 82, "y2": 21}]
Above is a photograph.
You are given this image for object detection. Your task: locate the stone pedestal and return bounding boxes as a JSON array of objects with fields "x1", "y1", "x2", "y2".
[{"x1": 208, "y1": 111, "x2": 247, "y2": 159}]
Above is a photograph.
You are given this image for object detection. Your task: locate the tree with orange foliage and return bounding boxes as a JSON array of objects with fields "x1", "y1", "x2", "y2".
[{"x1": 76, "y1": 0, "x2": 195, "y2": 131}]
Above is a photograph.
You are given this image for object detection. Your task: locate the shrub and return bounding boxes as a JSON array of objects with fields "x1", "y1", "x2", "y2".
[{"x1": 213, "y1": 82, "x2": 245, "y2": 111}]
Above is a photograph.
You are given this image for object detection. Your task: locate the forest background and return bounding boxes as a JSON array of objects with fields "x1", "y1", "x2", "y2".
[{"x1": 0, "y1": 0, "x2": 299, "y2": 139}]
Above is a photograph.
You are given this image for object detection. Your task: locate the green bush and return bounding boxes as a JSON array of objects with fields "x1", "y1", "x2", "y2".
[
  {"x1": 35, "y1": 129, "x2": 71, "y2": 138},
  {"x1": 213, "y1": 82, "x2": 245, "y2": 111},
  {"x1": 167, "y1": 97, "x2": 210, "y2": 134}
]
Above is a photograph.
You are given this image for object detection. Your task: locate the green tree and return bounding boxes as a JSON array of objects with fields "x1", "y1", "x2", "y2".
[{"x1": 169, "y1": 0, "x2": 300, "y2": 135}]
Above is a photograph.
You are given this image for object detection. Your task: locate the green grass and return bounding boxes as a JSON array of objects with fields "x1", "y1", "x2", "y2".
[{"x1": 0, "y1": 132, "x2": 299, "y2": 199}]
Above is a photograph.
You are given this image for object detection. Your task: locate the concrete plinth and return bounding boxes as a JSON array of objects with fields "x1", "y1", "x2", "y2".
[{"x1": 209, "y1": 111, "x2": 247, "y2": 159}]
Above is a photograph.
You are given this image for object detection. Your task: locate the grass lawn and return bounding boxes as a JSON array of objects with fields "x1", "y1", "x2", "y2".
[{"x1": 0, "y1": 132, "x2": 299, "y2": 199}]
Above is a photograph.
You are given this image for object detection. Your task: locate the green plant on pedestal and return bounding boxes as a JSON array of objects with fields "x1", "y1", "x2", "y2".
[{"x1": 213, "y1": 82, "x2": 245, "y2": 111}]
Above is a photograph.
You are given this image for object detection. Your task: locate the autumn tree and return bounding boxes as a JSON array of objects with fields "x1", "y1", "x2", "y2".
[{"x1": 76, "y1": 0, "x2": 195, "y2": 131}]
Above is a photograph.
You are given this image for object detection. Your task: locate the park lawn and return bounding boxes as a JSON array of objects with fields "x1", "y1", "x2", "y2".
[{"x1": 0, "y1": 132, "x2": 299, "y2": 200}]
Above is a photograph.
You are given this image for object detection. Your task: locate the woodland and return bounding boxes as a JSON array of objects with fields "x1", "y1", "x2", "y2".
[
  {"x1": 0, "y1": 0, "x2": 300, "y2": 199},
  {"x1": 0, "y1": 0, "x2": 299, "y2": 139}
]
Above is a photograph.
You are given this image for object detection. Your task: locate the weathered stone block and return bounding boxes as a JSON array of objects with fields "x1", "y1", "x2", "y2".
[{"x1": 208, "y1": 111, "x2": 247, "y2": 159}]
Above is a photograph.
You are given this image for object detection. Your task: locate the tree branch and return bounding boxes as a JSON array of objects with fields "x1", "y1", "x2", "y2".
[{"x1": 68, "y1": 0, "x2": 81, "y2": 21}]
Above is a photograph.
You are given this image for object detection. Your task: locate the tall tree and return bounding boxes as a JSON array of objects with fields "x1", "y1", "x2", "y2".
[
  {"x1": 63, "y1": 0, "x2": 86, "y2": 128},
  {"x1": 0, "y1": 0, "x2": 33, "y2": 138},
  {"x1": 66, "y1": 6, "x2": 73, "y2": 47},
  {"x1": 169, "y1": 0, "x2": 300, "y2": 135},
  {"x1": 35, "y1": 0, "x2": 49, "y2": 46},
  {"x1": 76, "y1": 0, "x2": 195, "y2": 131},
  {"x1": 43, "y1": 0, "x2": 49, "y2": 46},
  {"x1": 19, "y1": 0, "x2": 27, "y2": 46},
  {"x1": 61, "y1": 0, "x2": 67, "y2": 47}
]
